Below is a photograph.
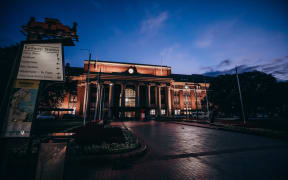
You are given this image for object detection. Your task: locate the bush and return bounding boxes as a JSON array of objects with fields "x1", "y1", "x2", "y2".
[{"x1": 72, "y1": 123, "x2": 125, "y2": 146}]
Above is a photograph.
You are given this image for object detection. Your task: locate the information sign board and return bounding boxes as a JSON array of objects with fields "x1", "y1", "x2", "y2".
[
  {"x1": 4, "y1": 80, "x2": 39, "y2": 137},
  {"x1": 17, "y1": 43, "x2": 63, "y2": 81}
]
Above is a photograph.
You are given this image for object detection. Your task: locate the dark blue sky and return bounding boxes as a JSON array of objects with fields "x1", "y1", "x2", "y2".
[{"x1": 1, "y1": 0, "x2": 287, "y2": 77}]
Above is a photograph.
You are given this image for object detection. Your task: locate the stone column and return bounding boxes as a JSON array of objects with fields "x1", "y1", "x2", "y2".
[
  {"x1": 121, "y1": 83, "x2": 126, "y2": 108},
  {"x1": 76, "y1": 83, "x2": 85, "y2": 116},
  {"x1": 171, "y1": 89, "x2": 175, "y2": 116},
  {"x1": 145, "y1": 84, "x2": 151, "y2": 119},
  {"x1": 157, "y1": 85, "x2": 162, "y2": 117},
  {"x1": 167, "y1": 86, "x2": 172, "y2": 116},
  {"x1": 146, "y1": 84, "x2": 151, "y2": 107},
  {"x1": 108, "y1": 83, "x2": 114, "y2": 119},
  {"x1": 120, "y1": 83, "x2": 126, "y2": 118},
  {"x1": 179, "y1": 90, "x2": 184, "y2": 111},
  {"x1": 136, "y1": 84, "x2": 140, "y2": 107},
  {"x1": 135, "y1": 84, "x2": 140, "y2": 119}
]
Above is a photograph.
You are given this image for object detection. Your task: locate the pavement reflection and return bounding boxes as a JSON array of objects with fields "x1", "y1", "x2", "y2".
[{"x1": 65, "y1": 121, "x2": 288, "y2": 180}]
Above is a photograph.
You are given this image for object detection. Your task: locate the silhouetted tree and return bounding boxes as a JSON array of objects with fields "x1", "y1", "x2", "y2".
[{"x1": 207, "y1": 71, "x2": 286, "y2": 119}]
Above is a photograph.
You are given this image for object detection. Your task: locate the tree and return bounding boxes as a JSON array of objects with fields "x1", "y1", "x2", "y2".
[
  {"x1": 208, "y1": 71, "x2": 280, "y2": 118},
  {"x1": 38, "y1": 64, "x2": 77, "y2": 109}
]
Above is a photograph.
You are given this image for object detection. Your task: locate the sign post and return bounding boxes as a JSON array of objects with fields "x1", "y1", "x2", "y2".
[
  {"x1": 0, "y1": 17, "x2": 77, "y2": 179},
  {"x1": 3, "y1": 42, "x2": 64, "y2": 137}
]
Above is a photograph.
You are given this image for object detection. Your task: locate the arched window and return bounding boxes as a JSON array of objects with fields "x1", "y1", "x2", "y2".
[{"x1": 125, "y1": 88, "x2": 135, "y2": 107}]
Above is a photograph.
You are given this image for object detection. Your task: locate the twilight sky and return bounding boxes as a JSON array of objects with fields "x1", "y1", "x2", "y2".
[{"x1": 1, "y1": 0, "x2": 288, "y2": 78}]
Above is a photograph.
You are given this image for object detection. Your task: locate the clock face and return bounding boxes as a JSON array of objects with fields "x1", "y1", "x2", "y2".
[{"x1": 128, "y1": 68, "x2": 134, "y2": 74}]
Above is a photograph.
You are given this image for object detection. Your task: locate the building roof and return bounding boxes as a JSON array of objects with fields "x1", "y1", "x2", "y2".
[
  {"x1": 170, "y1": 74, "x2": 212, "y2": 83},
  {"x1": 84, "y1": 60, "x2": 171, "y2": 68},
  {"x1": 66, "y1": 65, "x2": 212, "y2": 83}
]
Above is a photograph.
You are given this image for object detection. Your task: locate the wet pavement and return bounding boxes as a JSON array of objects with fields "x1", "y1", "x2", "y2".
[{"x1": 65, "y1": 121, "x2": 288, "y2": 180}]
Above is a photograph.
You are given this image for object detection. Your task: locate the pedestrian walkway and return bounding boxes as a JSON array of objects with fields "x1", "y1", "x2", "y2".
[
  {"x1": 64, "y1": 121, "x2": 288, "y2": 180},
  {"x1": 169, "y1": 119, "x2": 288, "y2": 140}
]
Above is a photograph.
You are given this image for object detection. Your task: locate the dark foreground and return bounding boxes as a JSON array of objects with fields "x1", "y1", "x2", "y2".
[{"x1": 64, "y1": 121, "x2": 288, "y2": 180}]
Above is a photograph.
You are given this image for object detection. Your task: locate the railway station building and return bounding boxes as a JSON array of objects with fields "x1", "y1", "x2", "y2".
[{"x1": 61, "y1": 60, "x2": 209, "y2": 120}]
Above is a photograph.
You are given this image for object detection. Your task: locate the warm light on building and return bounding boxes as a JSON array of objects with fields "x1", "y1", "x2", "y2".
[{"x1": 60, "y1": 60, "x2": 209, "y2": 119}]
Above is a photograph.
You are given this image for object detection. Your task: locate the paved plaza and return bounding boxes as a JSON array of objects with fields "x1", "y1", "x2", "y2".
[{"x1": 65, "y1": 121, "x2": 288, "y2": 180}]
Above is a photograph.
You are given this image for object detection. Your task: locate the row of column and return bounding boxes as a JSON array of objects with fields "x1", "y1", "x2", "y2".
[
  {"x1": 109, "y1": 83, "x2": 172, "y2": 117},
  {"x1": 81, "y1": 82, "x2": 173, "y2": 118}
]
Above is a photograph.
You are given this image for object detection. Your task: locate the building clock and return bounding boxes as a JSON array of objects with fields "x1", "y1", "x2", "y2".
[{"x1": 128, "y1": 68, "x2": 134, "y2": 74}]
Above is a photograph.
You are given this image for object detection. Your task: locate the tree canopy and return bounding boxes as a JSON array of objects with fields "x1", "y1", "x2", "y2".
[{"x1": 208, "y1": 71, "x2": 288, "y2": 119}]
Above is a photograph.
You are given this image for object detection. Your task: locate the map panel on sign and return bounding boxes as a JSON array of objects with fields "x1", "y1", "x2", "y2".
[{"x1": 17, "y1": 43, "x2": 63, "y2": 81}]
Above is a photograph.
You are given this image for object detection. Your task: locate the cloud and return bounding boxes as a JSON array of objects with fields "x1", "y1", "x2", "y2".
[
  {"x1": 201, "y1": 59, "x2": 232, "y2": 72},
  {"x1": 194, "y1": 31, "x2": 214, "y2": 48},
  {"x1": 140, "y1": 11, "x2": 168, "y2": 35},
  {"x1": 203, "y1": 56, "x2": 288, "y2": 81},
  {"x1": 217, "y1": 59, "x2": 231, "y2": 68},
  {"x1": 194, "y1": 19, "x2": 238, "y2": 48},
  {"x1": 160, "y1": 44, "x2": 178, "y2": 57},
  {"x1": 157, "y1": 44, "x2": 203, "y2": 74}
]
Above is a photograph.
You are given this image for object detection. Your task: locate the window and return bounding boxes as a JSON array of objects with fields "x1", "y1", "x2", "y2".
[
  {"x1": 69, "y1": 95, "x2": 77, "y2": 103},
  {"x1": 184, "y1": 108, "x2": 192, "y2": 114},
  {"x1": 150, "y1": 109, "x2": 156, "y2": 115},
  {"x1": 184, "y1": 91, "x2": 191, "y2": 105},
  {"x1": 174, "y1": 109, "x2": 180, "y2": 115},
  {"x1": 174, "y1": 91, "x2": 180, "y2": 105},
  {"x1": 125, "y1": 88, "x2": 135, "y2": 107},
  {"x1": 161, "y1": 109, "x2": 166, "y2": 115}
]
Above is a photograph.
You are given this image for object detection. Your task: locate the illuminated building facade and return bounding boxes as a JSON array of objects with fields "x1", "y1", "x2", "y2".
[{"x1": 62, "y1": 60, "x2": 209, "y2": 120}]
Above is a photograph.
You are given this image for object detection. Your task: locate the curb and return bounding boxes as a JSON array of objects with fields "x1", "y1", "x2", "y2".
[
  {"x1": 64, "y1": 122, "x2": 148, "y2": 162},
  {"x1": 68, "y1": 142, "x2": 148, "y2": 162},
  {"x1": 169, "y1": 121, "x2": 288, "y2": 141}
]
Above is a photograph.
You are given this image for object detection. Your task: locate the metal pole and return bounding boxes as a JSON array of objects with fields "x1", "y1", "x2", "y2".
[
  {"x1": 204, "y1": 81, "x2": 210, "y2": 116},
  {"x1": 195, "y1": 85, "x2": 199, "y2": 120},
  {"x1": 235, "y1": 67, "x2": 246, "y2": 125},
  {"x1": 186, "y1": 93, "x2": 188, "y2": 120},
  {"x1": 93, "y1": 61, "x2": 99, "y2": 121},
  {"x1": 83, "y1": 53, "x2": 91, "y2": 125}
]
